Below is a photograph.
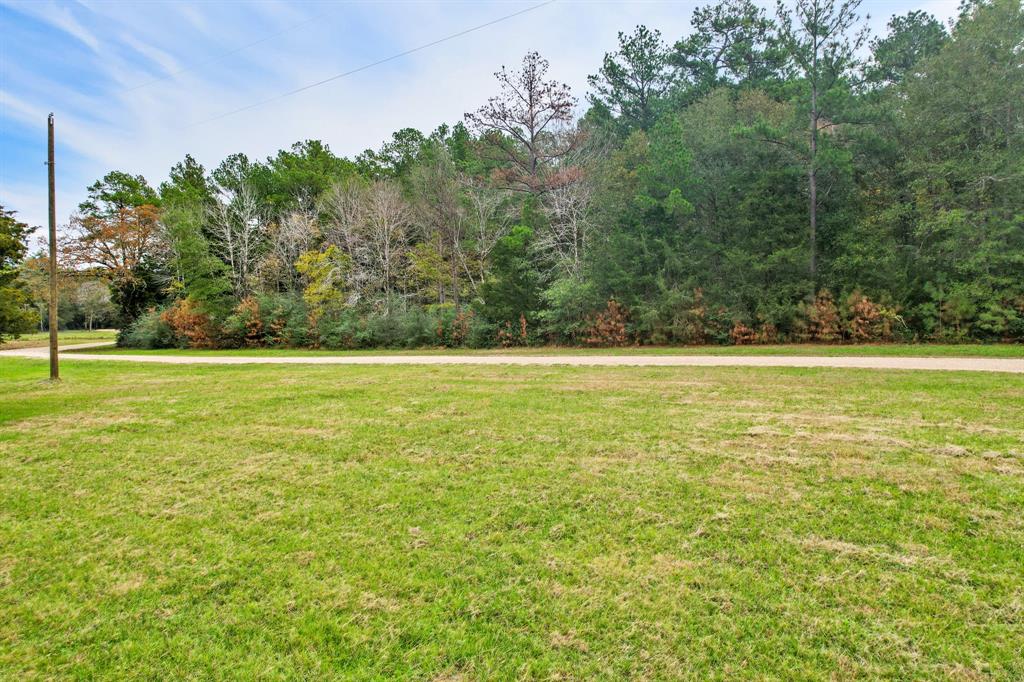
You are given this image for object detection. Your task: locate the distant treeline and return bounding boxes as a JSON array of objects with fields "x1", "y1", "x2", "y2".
[{"x1": 18, "y1": 0, "x2": 1024, "y2": 348}]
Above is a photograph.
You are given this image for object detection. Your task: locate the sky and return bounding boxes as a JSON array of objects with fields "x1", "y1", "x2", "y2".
[{"x1": 1, "y1": 0, "x2": 959, "y2": 240}]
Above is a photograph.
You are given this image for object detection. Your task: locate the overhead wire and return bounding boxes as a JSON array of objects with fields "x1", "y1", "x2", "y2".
[{"x1": 180, "y1": 0, "x2": 557, "y2": 129}]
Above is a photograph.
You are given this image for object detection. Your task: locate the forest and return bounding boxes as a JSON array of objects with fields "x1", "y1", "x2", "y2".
[{"x1": 4, "y1": 0, "x2": 1022, "y2": 348}]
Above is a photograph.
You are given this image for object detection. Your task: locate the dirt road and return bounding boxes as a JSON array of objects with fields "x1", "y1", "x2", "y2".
[{"x1": 3, "y1": 343, "x2": 1022, "y2": 373}]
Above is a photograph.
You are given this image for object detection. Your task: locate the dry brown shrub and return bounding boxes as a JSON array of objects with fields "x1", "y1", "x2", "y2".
[
  {"x1": 585, "y1": 299, "x2": 629, "y2": 347},
  {"x1": 795, "y1": 290, "x2": 841, "y2": 342},
  {"x1": 729, "y1": 322, "x2": 757, "y2": 345},
  {"x1": 436, "y1": 309, "x2": 474, "y2": 347},
  {"x1": 497, "y1": 314, "x2": 529, "y2": 347},
  {"x1": 846, "y1": 291, "x2": 895, "y2": 342},
  {"x1": 161, "y1": 298, "x2": 217, "y2": 348},
  {"x1": 234, "y1": 296, "x2": 263, "y2": 347},
  {"x1": 758, "y1": 322, "x2": 779, "y2": 344}
]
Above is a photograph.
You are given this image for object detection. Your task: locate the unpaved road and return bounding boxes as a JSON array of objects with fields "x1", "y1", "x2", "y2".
[{"x1": 3, "y1": 343, "x2": 1023, "y2": 373}]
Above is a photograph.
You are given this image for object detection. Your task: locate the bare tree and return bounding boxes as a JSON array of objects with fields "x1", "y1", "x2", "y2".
[
  {"x1": 538, "y1": 176, "x2": 595, "y2": 277},
  {"x1": 460, "y1": 177, "x2": 513, "y2": 292},
  {"x1": 320, "y1": 179, "x2": 373, "y2": 304},
  {"x1": 364, "y1": 180, "x2": 413, "y2": 311},
  {"x1": 466, "y1": 51, "x2": 582, "y2": 195},
  {"x1": 266, "y1": 206, "x2": 320, "y2": 293},
  {"x1": 75, "y1": 279, "x2": 114, "y2": 330},
  {"x1": 410, "y1": 149, "x2": 466, "y2": 307},
  {"x1": 208, "y1": 183, "x2": 267, "y2": 298}
]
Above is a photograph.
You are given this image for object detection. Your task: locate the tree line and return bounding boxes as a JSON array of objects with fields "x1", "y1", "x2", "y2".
[{"x1": 3, "y1": 0, "x2": 1022, "y2": 347}]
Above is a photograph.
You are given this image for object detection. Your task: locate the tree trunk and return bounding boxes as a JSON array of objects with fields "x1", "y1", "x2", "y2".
[
  {"x1": 450, "y1": 248, "x2": 460, "y2": 310},
  {"x1": 809, "y1": 84, "x2": 819, "y2": 289}
]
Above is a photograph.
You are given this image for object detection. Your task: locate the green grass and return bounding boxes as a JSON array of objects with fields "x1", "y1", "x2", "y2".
[
  {"x1": 0, "y1": 329, "x2": 117, "y2": 350},
  {"x1": 72, "y1": 342, "x2": 1024, "y2": 358},
  {"x1": 2, "y1": 358, "x2": 1022, "y2": 679}
]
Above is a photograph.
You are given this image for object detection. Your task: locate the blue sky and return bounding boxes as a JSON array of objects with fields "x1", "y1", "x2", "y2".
[{"x1": 2, "y1": 0, "x2": 958, "y2": 239}]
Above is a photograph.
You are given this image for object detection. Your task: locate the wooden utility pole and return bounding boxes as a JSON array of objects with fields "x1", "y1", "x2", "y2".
[{"x1": 47, "y1": 113, "x2": 59, "y2": 381}]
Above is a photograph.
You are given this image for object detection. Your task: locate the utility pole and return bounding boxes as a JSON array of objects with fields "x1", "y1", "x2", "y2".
[{"x1": 47, "y1": 113, "x2": 59, "y2": 381}]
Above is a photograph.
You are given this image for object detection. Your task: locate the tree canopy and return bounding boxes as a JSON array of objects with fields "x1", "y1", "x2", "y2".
[{"x1": 32, "y1": 0, "x2": 1023, "y2": 349}]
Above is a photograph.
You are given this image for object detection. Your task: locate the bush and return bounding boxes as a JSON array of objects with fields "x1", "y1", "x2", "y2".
[
  {"x1": 256, "y1": 293, "x2": 310, "y2": 347},
  {"x1": 161, "y1": 298, "x2": 218, "y2": 348},
  {"x1": 845, "y1": 291, "x2": 898, "y2": 342},
  {"x1": 465, "y1": 316, "x2": 497, "y2": 348},
  {"x1": 222, "y1": 297, "x2": 263, "y2": 347},
  {"x1": 432, "y1": 305, "x2": 477, "y2": 348},
  {"x1": 640, "y1": 288, "x2": 728, "y2": 345},
  {"x1": 496, "y1": 314, "x2": 530, "y2": 347},
  {"x1": 758, "y1": 322, "x2": 779, "y2": 344},
  {"x1": 794, "y1": 290, "x2": 841, "y2": 342},
  {"x1": 316, "y1": 307, "x2": 362, "y2": 349},
  {"x1": 729, "y1": 322, "x2": 757, "y2": 345},
  {"x1": 538, "y1": 278, "x2": 598, "y2": 344},
  {"x1": 584, "y1": 299, "x2": 629, "y2": 346},
  {"x1": 122, "y1": 307, "x2": 176, "y2": 348}
]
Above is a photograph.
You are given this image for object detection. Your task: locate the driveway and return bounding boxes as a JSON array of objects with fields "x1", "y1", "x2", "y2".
[{"x1": 3, "y1": 343, "x2": 1023, "y2": 373}]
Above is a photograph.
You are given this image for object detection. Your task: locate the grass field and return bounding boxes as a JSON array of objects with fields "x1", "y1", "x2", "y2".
[
  {"x1": 0, "y1": 329, "x2": 117, "y2": 350},
  {"x1": 2, "y1": 358, "x2": 1022, "y2": 679},
  {"x1": 71, "y1": 342, "x2": 1024, "y2": 358}
]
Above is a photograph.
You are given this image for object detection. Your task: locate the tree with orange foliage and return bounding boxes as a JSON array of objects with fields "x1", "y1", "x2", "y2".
[{"x1": 66, "y1": 172, "x2": 166, "y2": 327}]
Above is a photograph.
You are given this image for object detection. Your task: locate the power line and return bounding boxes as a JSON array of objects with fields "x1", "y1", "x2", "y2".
[
  {"x1": 123, "y1": 12, "x2": 326, "y2": 93},
  {"x1": 181, "y1": 0, "x2": 557, "y2": 129}
]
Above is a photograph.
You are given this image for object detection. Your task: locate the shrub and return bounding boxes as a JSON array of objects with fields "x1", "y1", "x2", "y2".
[
  {"x1": 845, "y1": 291, "x2": 898, "y2": 342},
  {"x1": 497, "y1": 314, "x2": 530, "y2": 347},
  {"x1": 256, "y1": 294, "x2": 310, "y2": 347},
  {"x1": 222, "y1": 296, "x2": 263, "y2": 347},
  {"x1": 538, "y1": 277, "x2": 598, "y2": 344},
  {"x1": 317, "y1": 307, "x2": 362, "y2": 349},
  {"x1": 466, "y1": 317, "x2": 497, "y2": 348},
  {"x1": 434, "y1": 306, "x2": 476, "y2": 348},
  {"x1": 584, "y1": 299, "x2": 629, "y2": 347},
  {"x1": 122, "y1": 307, "x2": 176, "y2": 348},
  {"x1": 757, "y1": 322, "x2": 779, "y2": 344},
  {"x1": 729, "y1": 322, "x2": 757, "y2": 345},
  {"x1": 641, "y1": 288, "x2": 728, "y2": 345},
  {"x1": 160, "y1": 298, "x2": 218, "y2": 348},
  {"x1": 794, "y1": 290, "x2": 841, "y2": 342}
]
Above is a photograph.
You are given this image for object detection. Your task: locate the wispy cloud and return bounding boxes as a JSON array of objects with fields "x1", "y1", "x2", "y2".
[
  {"x1": 10, "y1": 0, "x2": 100, "y2": 51},
  {"x1": 2, "y1": 0, "x2": 960, "y2": 232}
]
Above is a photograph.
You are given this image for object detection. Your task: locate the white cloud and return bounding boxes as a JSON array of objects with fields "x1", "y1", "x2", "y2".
[
  {"x1": 2, "y1": 0, "x2": 962, "y2": 231},
  {"x1": 119, "y1": 34, "x2": 182, "y2": 79},
  {"x1": 11, "y1": 0, "x2": 100, "y2": 52}
]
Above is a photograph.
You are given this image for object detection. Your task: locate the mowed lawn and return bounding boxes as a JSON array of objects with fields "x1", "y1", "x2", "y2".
[
  {"x1": 1, "y1": 359, "x2": 1022, "y2": 679},
  {"x1": 0, "y1": 329, "x2": 118, "y2": 350},
  {"x1": 73, "y1": 342, "x2": 1024, "y2": 358}
]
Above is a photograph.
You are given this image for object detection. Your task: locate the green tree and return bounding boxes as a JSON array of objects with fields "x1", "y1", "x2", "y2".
[
  {"x1": 587, "y1": 25, "x2": 674, "y2": 134},
  {"x1": 78, "y1": 170, "x2": 159, "y2": 215},
  {"x1": 478, "y1": 225, "x2": 542, "y2": 327},
  {"x1": 160, "y1": 154, "x2": 216, "y2": 208},
  {"x1": 0, "y1": 206, "x2": 38, "y2": 341},
  {"x1": 264, "y1": 140, "x2": 358, "y2": 212},
  {"x1": 356, "y1": 128, "x2": 428, "y2": 179},
  {"x1": 866, "y1": 11, "x2": 947, "y2": 86},
  {"x1": 671, "y1": 0, "x2": 782, "y2": 99},
  {"x1": 160, "y1": 156, "x2": 233, "y2": 313},
  {"x1": 899, "y1": 0, "x2": 1024, "y2": 338},
  {"x1": 776, "y1": 0, "x2": 868, "y2": 284}
]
